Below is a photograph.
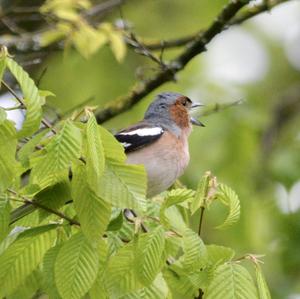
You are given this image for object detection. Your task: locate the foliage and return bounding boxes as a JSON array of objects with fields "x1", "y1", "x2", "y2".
[
  {"x1": 0, "y1": 55, "x2": 273, "y2": 298},
  {"x1": 40, "y1": 0, "x2": 126, "y2": 60}
]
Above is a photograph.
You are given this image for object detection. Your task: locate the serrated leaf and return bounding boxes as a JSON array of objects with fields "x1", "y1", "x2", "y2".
[
  {"x1": 0, "y1": 196, "x2": 10, "y2": 241},
  {"x1": 255, "y1": 264, "x2": 271, "y2": 299},
  {"x1": 190, "y1": 172, "x2": 211, "y2": 214},
  {"x1": 181, "y1": 228, "x2": 207, "y2": 272},
  {"x1": 107, "y1": 232, "x2": 123, "y2": 257},
  {"x1": 121, "y1": 273, "x2": 169, "y2": 299},
  {"x1": 73, "y1": 22, "x2": 107, "y2": 58},
  {"x1": 42, "y1": 244, "x2": 62, "y2": 299},
  {"x1": 215, "y1": 184, "x2": 240, "y2": 229},
  {"x1": 135, "y1": 226, "x2": 166, "y2": 286},
  {"x1": 205, "y1": 263, "x2": 258, "y2": 299},
  {"x1": 206, "y1": 245, "x2": 235, "y2": 267},
  {"x1": 0, "y1": 120, "x2": 19, "y2": 191},
  {"x1": 0, "y1": 226, "x2": 28, "y2": 255},
  {"x1": 18, "y1": 129, "x2": 50, "y2": 168},
  {"x1": 85, "y1": 115, "x2": 105, "y2": 193},
  {"x1": 0, "y1": 224, "x2": 57, "y2": 297},
  {"x1": 106, "y1": 243, "x2": 142, "y2": 297},
  {"x1": 160, "y1": 189, "x2": 194, "y2": 231},
  {"x1": 89, "y1": 239, "x2": 109, "y2": 299},
  {"x1": 6, "y1": 58, "x2": 43, "y2": 137},
  {"x1": 8, "y1": 270, "x2": 43, "y2": 299},
  {"x1": 163, "y1": 266, "x2": 207, "y2": 298},
  {"x1": 97, "y1": 161, "x2": 147, "y2": 212},
  {"x1": 55, "y1": 232, "x2": 99, "y2": 299},
  {"x1": 99, "y1": 126, "x2": 126, "y2": 162},
  {"x1": 30, "y1": 120, "x2": 82, "y2": 189},
  {"x1": 107, "y1": 209, "x2": 123, "y2": 231},
  {"x1": 36, "y1": 181, "x2": 71, "y2": 222},
  {"x1": 72, "y1": 163, "x2": 111, "y2": 244}
]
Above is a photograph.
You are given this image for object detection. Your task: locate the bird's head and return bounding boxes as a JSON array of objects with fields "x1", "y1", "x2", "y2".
[{"x1": 144, "y1": 92, "x2": 204, "y2": 134}]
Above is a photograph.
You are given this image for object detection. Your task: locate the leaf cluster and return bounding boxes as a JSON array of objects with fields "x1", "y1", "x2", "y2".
[{"x1": 0, "y1": 53, "x2": 271, "y2": 298}]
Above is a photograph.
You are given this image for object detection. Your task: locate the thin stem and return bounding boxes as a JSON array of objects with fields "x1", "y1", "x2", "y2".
[
  {"x1": 198, "y1": 207, "x2": 205, "y2": 236},
  {"x1": 1, "y1": 80, "x2": 57, "y2": 134},
  {"x1": 8, "y1": 189, "x2": 80, "y2": 226}
]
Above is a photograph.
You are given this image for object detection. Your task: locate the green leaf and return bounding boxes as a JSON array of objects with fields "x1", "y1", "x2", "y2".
[
  {"x1": 89, "y1": 239, "x2": 109, "y2": 299},
  {"x1": 85, "y1": 115, "x2": 105, "y2": 193},
  {"x1": 206, "y1": 245, "x2": 235, "y2": 267},
  {"x1": 255, "y1": 264, "x2": 271, "y2": 299},
  {"x1": 73, "y1": 22, "x2": 107, "y2": 58},
  {"x1": 205, "y1": 263, "x2": 258, "y2": 299},
  {"x1": 0, "y1": 224, "x2": 57, "y2": 297},
  {"x1": 0, "y1": 120, "x2": 19, "y2": 191},
  {"x1": 121, "y1": 273, "x2": 169, "y2": 299},
  {"x1": 106, "y1": 243, "x2": 142, "y2": 297},
  {"x1": 18, "y1": 129, "x2": 50, "y2": 168},
  {"x1": 36, "y1": 181, "x2": 71, "y2": 222},
  {"x1": 42, "y1": 244, "x2": 63, "y2": 299},
  {"x1": 160, "y1": 189, "x2": 194, "y2": 231},
  {"x1": 107, "y1": 209, "x2": 123, "y2": 231},
  {"x1": 30, "y1": 120, "x2": 82, "y2": 188},
  {"x1": 6, "y1": 58, "x2": 43, "y2": 137},
  {"x1": 0, "y1": 107, "x2": 7, "y2": 123},
  {"x1": 99, "y1": 126, "x2": 126, "y2": 162},
  {"x1": 215, "y1": 184, "x2": 240, "y2": 229},
  {"x1": 97, "y1": 161, "x2": 147, "y2": 212},
  {"x1": 163, "y1": 266, "x2": 206, "y2": 298},
  {"x1": 135, "y1": 226, "x2": 166, "y2": 286},
  {"x1": 72, "y1": 163, "x2": 111, "y2": 244},
  {"x1": 109, "y1": 30, "x2": 127, "y2": 62},
  {"x1": 0, "y1": 195, "x2": 10, "y2": 242},
  {"x1": 8, "y1": 270, "x2": 43, "y2": 299},
  {"x1": 40, "y1": 29, "x2": 66, "y2": 47},
  {"x1": 99, "y1": 23, "x2": 127, "y2": 62},
  {"x1": 107, "y1": 232, "x2": 123, "y2": 257},
  {"x1": 190, "y1": 172, "x2": 211, "y2": 214},
  {"x1": 55, "y1": 232, "x2": 99, "y2": 299},
  {"x1": 181, "y1": 228, "x2": 207, "y2": 273}
]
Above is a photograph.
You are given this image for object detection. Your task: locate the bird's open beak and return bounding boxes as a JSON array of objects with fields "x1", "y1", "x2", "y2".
[
  {"x1": 190, "y1": 102, "x2": 204, "y2": 109},
  {"x1": 191, "y1": 117, "x2": 205, "y2": 127},
  {"x1": 190, "y1": 101, "x2": 205, "y2": 126}
]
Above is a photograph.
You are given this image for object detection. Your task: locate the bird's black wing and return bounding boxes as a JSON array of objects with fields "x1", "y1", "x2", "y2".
[{"x1": 115, "y1": 122, "x2": 164, "y2": 153}]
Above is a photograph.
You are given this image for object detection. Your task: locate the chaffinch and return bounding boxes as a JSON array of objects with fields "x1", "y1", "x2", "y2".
[{"x1": 115, "y1": 92, "x2": 204, "y2": 197}]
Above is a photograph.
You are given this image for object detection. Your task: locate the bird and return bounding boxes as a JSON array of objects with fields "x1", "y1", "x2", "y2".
[{"x1": 115, "y1": 92, "x2": 204, "y2": 198}]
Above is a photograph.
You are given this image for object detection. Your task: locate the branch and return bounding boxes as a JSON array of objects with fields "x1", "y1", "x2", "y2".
[
  {"x1": 8, "y1": 189, "x2": 80, "y2": 226},
  {"x1": 142, "y1": 0, "x2": 290, "y2": 51},
  {"x1": 95, "y1": 0, "x2": 249, "y2": 123}
]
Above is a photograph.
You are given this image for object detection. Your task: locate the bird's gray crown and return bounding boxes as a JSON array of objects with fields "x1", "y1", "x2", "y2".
[
  {"x1": 144, "y1": 92, "x2": 184, "y2": 119},
  {"x1": 144, "y1": 92, "x2": 185, "y2": 135}
]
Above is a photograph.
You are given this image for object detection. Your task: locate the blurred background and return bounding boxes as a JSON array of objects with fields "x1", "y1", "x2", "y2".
[{"x1": 1, "y1": 0, "x2": 300, "y2": 297}]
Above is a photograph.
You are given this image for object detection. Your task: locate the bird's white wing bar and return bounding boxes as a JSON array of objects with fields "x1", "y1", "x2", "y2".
[
  {"x1": 118, "y1": 127, "x2": 163, "y2": 136},
  {"x1": 115, "y1": 125, "x2": 164, "y2": 153}
]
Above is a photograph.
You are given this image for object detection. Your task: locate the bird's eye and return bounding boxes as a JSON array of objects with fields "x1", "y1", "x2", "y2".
[
  {"x1": 159, "y1": 103, "x2": 166, "y2": 109},
  {"x1": 182, "y1": 100, "x2": 187, "y2": 106}
]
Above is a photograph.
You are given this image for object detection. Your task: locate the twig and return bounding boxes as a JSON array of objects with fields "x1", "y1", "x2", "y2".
[
  {"x1": 199, "y1": 99, "x2": 243, "y2": 117},
  {"x1": 94, "y1": 0, "x2": 250, "y2": 123},
  {"x1": 198, "y1": 207, "x2": 205, "y2": 236},
  {"x1": 8, "y1": 189, "x2": 80, "y2": 226},
  {"x1": 82, "y1": 0, "x2": 126, "y2": 18},
  {"x1": 1, "y1": 80, "x2": 57, "y2": 134}
]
